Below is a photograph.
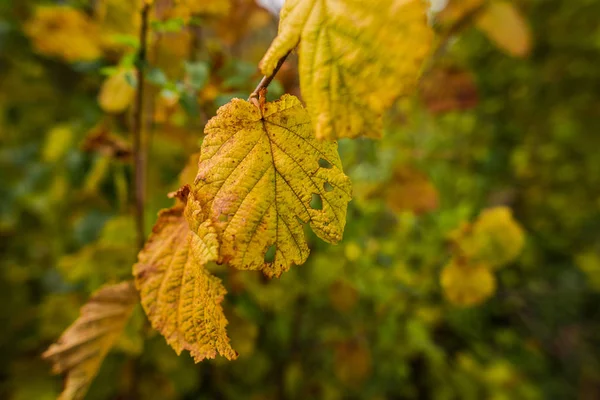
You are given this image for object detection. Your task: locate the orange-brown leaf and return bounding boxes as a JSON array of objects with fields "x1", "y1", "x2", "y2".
[{"x1": 133, "y1": 200, "x2": 237, "y2": 362}]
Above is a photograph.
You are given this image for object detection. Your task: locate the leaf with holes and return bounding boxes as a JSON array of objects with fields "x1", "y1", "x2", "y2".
[
  {"x1": 133, "y1": 196, "x2": 237, "y2": 362},
  {"x1": 259, "y1": 0, "x2": 433, "y2": 140},
  {"x1": 42, "y1": 281, "x2": 138, "y2": 400},
  {"x1": 189, "y1": 94, "x2": 352, "y2": 277}
]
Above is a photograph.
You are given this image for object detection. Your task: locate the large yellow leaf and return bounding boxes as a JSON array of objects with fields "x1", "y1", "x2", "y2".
[
  {"x1": 259, "y1": 0, "x2": 433, "y2": 140},
  {"x1": 42, "y1": 281, "x2": 138, "y2": 400},
  {"x1": 475, "y1": 1, "x2": 532, "y2": 58},
  {"x1": 189, "y1": 94, "x2": 352, "y2": 277},
  {"x1": 133, "y1": 197, "x2": 237, "y2": 362}
]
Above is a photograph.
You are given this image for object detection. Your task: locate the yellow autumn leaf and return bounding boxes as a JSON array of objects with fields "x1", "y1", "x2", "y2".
[
  {"x1": 451, "y1": 206, "x2": 525, "y2": 269},
  {"x1": 259, "y1": 0, "x2": 433, "y2": 140},
  {"x1": 98, "y1": 69, "x2": 137, "y2": 114},
  {"x1": 440, "y1": 259, "x2": 496, "y2": 306},
  {"x1": 189, "y1": 94, "x2": 352, "y2": 277},
  {"x1": 475, "y1": 1, "x2": 532, "y2": 57},
  {"x1": 133, "y1": 195, "x2": 237, "y2": 362},
  {"x1": 24, "y1": 6, "x2": 103, "y2": 62},
  {"x1": 42, "y1": 281, "x2": 138, "y2": 400}
]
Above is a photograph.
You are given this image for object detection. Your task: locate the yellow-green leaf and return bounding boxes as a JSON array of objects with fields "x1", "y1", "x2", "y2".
[
  {"x1": 42, "y1": 281, "x2": 138, "y2": 400},
  {"x1": 133, "y1": 199, "x2": 237, "y2": 362},
  {"x1": 189, "y1": 94, "x2": 352, "y2": 277},
  {"x1": 259, "y1": 0, "x2": 433, "y2": 139},
  {"x1": 98, "y1": 69, "x2": 136, "y2": 114},
  {"x1": 475, "y1": 1, "x2": 532, "y2": 57}
]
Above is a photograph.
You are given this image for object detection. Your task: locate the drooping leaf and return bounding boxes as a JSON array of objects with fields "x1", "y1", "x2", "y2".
[
  {"x1": 42, "y1": 281, "x2": 138, "y2": 400},
  {"x1": 475, "y1": 1, "x2": 532, "y2": 58},
  {"x1": 133, "y1": 196, "x2": 237, "y2": 362},
  {"x1": 189, "y1": 95, "x2": 352, "y2": 277},
  {"x1": 259, "y1": 0, "x2": 433, "y2": 139}
]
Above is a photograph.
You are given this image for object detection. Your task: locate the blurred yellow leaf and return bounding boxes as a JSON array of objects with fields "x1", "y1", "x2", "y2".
[
  {"x1": 133, "y1": 198, "x2": 238, "y2": 362},
  {"x1": 189, "y1": 95, "x2": 352, "y2": 277},
  {"x1": 259, "y1": 0, "x2": 433, "y2": 139},
  {"x1": 476, "y1": 1, "x2": 532, "y2": 57},
  {"x1": 42, "y1": 281, "x2": 138, "y2": 400},
  {"x1": 436, "y1": 0, "x2": 485, "y2": 26},
  {"x1": 43, "y1": 125, "x2": 74, "y2": 163},
  {"x1": 451, "y1": 206, "x2": 525, "y2": 268},
  {"x1": 24, "y1": 6, "x2": 103, "y2": 62},
  {"x1": 441, "y1": 259, "x2": 496, "y2": 306},
  {"x1": 95, "y1": 0, "x2": 141, "y2": 41},
  {"x1": 98, "y1": 69, "x2": 137, "y2": 114}
]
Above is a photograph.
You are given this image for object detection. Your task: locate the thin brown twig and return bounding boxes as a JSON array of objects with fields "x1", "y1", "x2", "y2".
[
  {"x1": 132, "y1": 2, "x2": 151, "y2": 251},
  {"x1": 249, "y1": 50, "x2": 292, "y2": 101}
]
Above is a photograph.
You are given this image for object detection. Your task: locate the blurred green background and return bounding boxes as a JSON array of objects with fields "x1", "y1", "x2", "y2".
[{"x1": 1, "y1": 0, "x2": 600, "y2": 399}]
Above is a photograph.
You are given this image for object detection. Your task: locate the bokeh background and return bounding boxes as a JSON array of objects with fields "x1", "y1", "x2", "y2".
[{"x1": 1, "y1": 0, "x2": 600, "y2": 399}]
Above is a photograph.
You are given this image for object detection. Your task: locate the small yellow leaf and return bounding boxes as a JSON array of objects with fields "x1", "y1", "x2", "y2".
[
  {"x1": 476, "y1": 1, "x2": 532, "y2": 57},
  {"x1": 259, "y1": 0, "x2": 433, "y2": 139},
  {"x1": 42, "y1": 281, "x2": 138, "y2": 400},
  {"x1": 98, "y1": 69, "x2": 137, "y2": 114},
  {"x1": 440, "y1": 259, "x2": 496, "y2": 306},
  {"x1": 189, "y1": 95, "x2": 352, "y2": 277},
  {"x1": 133, "y1": 199, "x2": 237, "y2": 362}
]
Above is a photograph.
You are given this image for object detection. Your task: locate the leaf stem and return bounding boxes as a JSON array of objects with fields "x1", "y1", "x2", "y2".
[
  {"x1": 132, "y1": 2, "x2": 151, "y2": 251},
  {"x1": 249, "y1": 50, "x2": 292, "y2": 100}
]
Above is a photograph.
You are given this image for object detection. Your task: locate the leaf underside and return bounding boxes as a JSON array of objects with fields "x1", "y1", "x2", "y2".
[
  {"x1": 133, "y1": 202, "x2": 237, "y2": 362},
  {"x1": 42, "y1": 281, "x2": 138, "y2": 400},
  {"x1": 189, "y1": 94, "x2": 352, "y2": 277},
  {"x1": 260, "y1": 0, "x2": 433, "y2": 140}
]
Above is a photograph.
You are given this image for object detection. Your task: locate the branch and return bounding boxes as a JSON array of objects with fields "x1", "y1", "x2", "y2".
[
  {"x1": 132, "y1": 2, "x2": 151, "y2": 250},
  {"x1": 249, "y1": 50, "x2": 292, "y2": 101}
]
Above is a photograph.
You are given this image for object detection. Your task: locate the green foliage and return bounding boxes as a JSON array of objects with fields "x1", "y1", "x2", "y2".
[{"x1": 1, "y1": 0, "x2": 600, "y2": 399}]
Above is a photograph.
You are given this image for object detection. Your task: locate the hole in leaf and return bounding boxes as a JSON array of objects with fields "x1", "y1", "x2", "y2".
[
  {"x1": 323, "y1": 182, "x2": 334, "y2": 192},
  {"x1": 310, "y1": 193, "x2": 323, "y2": 210},
  {"x1": 318, "y1": 158, "x2": 333, "y2": 169},
  {"x1": 218, "y1": 214, "x2": 229, "y2": 222},
  {"x1": 264, "y1": 244, "x2": 276, "y2": 263}
]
